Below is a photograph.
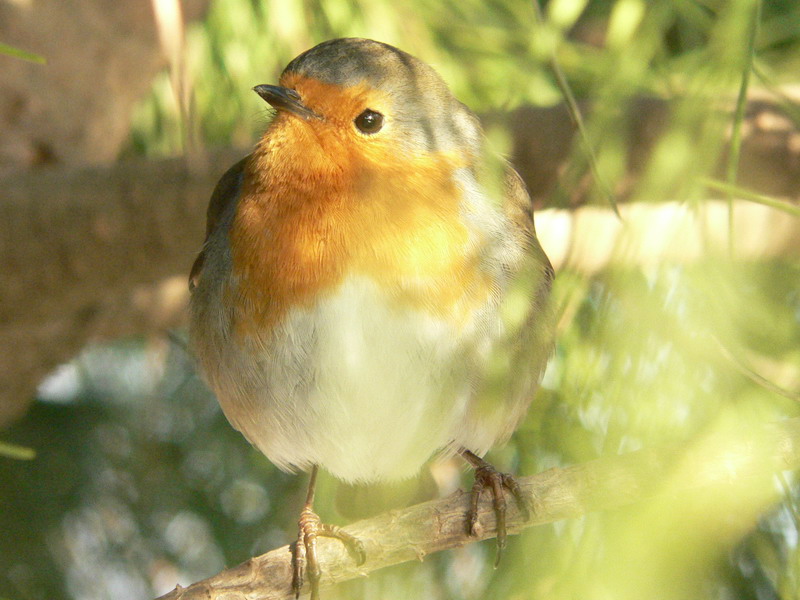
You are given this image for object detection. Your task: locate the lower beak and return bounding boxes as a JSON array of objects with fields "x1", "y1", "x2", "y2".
[{"x1": 253, "y1": 85, "x2": 319, "y2": 120}]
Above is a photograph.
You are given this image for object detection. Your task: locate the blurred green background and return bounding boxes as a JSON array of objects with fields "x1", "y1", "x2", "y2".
[{"x1": 3, "y1": 0, "x2": 800, "y2": 599}]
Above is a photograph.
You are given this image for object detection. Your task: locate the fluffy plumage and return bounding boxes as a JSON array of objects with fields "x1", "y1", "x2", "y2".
[{"x1": 188, "y1": 38, "x2": 553, "y2": 484}]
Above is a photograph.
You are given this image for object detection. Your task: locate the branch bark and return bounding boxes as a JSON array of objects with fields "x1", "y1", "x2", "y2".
[
  {"x1": 537, "y1": 198, "x2": 800, "y2": 275},
  {"x1": 155, "y1": 416, "x2": 800, "y2": 600},
  {"x1": 0, "y1": 150, "x2": 241, "y2": 425}
]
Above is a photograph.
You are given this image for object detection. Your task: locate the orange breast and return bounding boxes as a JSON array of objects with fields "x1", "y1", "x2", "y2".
[{"x1": 228, "y1": 115, "x2": 491, "y2": 337}]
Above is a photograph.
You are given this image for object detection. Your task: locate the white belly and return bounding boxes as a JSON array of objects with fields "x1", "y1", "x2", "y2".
[{"x1": 217, "y1": 276, "x2": 497, "y2": 483}]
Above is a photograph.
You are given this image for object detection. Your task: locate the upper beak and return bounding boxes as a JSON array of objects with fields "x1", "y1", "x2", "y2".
[{"x1": 253, "y1": 84, "x2": 319, "y2": 120}]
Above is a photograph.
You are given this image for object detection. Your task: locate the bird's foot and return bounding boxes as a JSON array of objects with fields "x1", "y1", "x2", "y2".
[
  {"x1": 461, "y1": 450, "x2": 531, "y2": 567},
  {"x1": 292, "y1": 506, "x2": 366, "y2": 599}
]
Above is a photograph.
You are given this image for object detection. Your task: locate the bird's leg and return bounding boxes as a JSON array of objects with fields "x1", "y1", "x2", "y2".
[
  {"x1": 459, "y1": 449, "x2": 531, "y2": 567},
  {"x1": 292, "y1": 466, "x2": 366, "y2": 599}
]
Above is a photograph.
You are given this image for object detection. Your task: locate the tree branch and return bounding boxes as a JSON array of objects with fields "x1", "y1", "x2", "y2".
[
  {"x1": 536, "y1": 198, "x2": 800, "y2": 275},
  {"x1": 155, "y1": 417, "x2": 800, "y2": 600},
  {"x1": 0, "y1": 150, "x2": 241, "y2": 425}
]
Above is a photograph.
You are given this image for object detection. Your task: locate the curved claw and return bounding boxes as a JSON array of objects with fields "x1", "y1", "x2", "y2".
[
  {"x1": 292, "y1": 507, "x2": 366, "y2": 599},
  {"x1": 460, "y1": 449, "x2": 532, "y2": 567}
]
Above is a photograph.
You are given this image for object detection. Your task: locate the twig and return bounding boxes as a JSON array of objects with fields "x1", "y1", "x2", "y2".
[
  {"x1": 726, "y1": 0, "x2": 762, "y2": 253},
  {"x1": 529, "y1": 0, "x2": 619, "y2": 216},
  {"x1": 155, "y1": 417, "x2": 800, "y2": 600}
]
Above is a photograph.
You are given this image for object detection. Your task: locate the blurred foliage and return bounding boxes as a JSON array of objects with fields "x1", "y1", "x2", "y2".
[
  {"x1": 3, "y1": 0, "x2": 800, "y2": 599},
  {"x1": 128, "y1": 0, "x2": 566, "y2": 155},
  {"x1": 0, "y1": 42, "x2": 46, "y2": 64}
]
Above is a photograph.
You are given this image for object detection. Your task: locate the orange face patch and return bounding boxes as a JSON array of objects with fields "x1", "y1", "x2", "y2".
[{"x1": 229, "y1": 76, "x2": 491, "y2": 337}]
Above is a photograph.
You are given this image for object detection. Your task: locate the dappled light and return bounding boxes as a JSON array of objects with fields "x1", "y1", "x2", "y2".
[{"x1": 1, "y1": 0, "x2": 799, "y2": 599}]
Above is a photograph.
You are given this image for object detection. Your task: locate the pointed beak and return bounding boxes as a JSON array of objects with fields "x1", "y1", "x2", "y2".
[{"x1": 253, "y1": 85, "x2": 319, "y2": 120}]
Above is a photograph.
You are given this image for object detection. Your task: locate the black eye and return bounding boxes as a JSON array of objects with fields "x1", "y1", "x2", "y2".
[{"x1": 354, "y1": 109, "x2": 384, "y2": 134}]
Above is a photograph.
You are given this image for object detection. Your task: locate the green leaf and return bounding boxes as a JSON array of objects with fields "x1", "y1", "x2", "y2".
[
  {"x1": 0, "y1": 440, "x2": 36, "y2": 460},
  {"x1": 0, "y1": 42, "x2": 46, "y2": 64}
]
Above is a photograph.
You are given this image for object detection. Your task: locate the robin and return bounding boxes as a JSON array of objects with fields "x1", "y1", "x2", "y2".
[{"x1": 188, "y1": 38, "x2": 554, "y2": 598}]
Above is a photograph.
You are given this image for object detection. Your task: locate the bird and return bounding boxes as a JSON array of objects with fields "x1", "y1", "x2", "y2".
[{"x1": 188, "y1": 37, "x2": 554, "y2": 599}]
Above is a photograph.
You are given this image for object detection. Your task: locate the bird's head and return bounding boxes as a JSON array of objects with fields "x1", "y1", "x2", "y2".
[{"x1": 251, "y1": 38, "x2": 483, "y2": 180}]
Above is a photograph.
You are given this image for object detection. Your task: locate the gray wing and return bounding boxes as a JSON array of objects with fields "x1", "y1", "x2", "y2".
[
  {"x1": 189, "y1": 156, "x2": 250, "y2": 291},
  {"x1": 457, "y1": 164, "x2": 555, "y2": 454},
  {"x1": 501, "y1": 165, "x2": 555, "y2": 399}
]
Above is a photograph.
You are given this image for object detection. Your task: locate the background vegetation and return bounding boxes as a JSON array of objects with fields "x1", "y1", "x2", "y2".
[{"x1": 2, "y1": 0, "x2": 800, "y2": 599}]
